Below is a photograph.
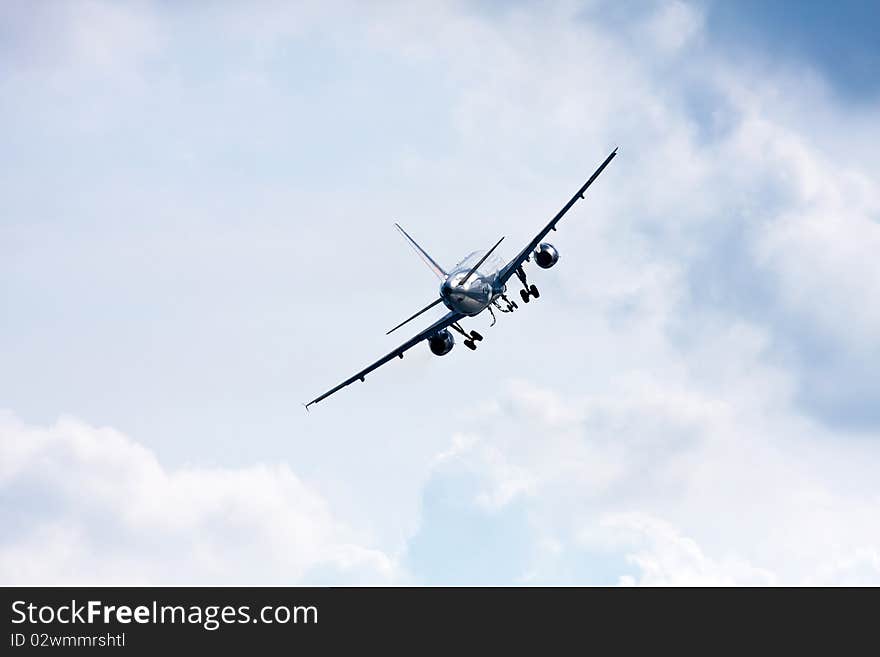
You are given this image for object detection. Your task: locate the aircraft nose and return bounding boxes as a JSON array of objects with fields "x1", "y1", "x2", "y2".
[
  {"x1": 440, "y1": 278, "x2": 453, "y2": 298},
  {"x1": 441, "y1": 277, "x2": 468, "y2": 304}
]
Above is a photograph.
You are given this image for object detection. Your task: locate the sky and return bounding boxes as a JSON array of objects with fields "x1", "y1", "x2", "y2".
[{"x1": 1, "y1": 0, "x2": 879, "y2": 585}]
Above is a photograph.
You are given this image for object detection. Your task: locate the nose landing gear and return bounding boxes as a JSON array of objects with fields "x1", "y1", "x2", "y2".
[{"x1": 493, "y1": 295, "x2": 517, "y2": 313}]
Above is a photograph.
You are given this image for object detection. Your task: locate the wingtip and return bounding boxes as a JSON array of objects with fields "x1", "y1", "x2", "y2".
[{"x1": 303, "y1": 402, "x2": 312, "y2": 413}]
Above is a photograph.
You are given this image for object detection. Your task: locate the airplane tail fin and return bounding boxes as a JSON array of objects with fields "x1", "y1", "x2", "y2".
[{"x1": 394, "y1": 223, "x2": 447, "y2": 280}]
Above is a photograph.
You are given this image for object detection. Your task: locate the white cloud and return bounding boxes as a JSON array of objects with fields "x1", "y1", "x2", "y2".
[
  {"x1": 3, "y1": 0, "x2": 880, "y2": 585},
  {"x1": 430, "y1": 365, "x2": 880, "y2": 584},
  {"x1": 601, "y1": 513, "x2": 776, "y2": 586},
  {"x1": 1, "y1": 0, "x2": 162, "y2": 82},
  {"x1": 638, "y1": 0, "x2": 704, "y2": 55},
  {"x1": 0, "y1": 411, "x2": 396, "y2": 584}
]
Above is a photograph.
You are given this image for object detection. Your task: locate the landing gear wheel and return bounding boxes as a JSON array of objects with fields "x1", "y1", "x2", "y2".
[
  {"x1": 520, "y1": 289, "x2": 530, "y2": 303},
  {"x1": 529, "y1": 284, "x2": 540, "y2": 299},
  {"x1": 470, "y1": 331, "x2": 483, "y2": 342},
  {"x1": 464, "y1": 339, "x2": 476, "y2": 350}
]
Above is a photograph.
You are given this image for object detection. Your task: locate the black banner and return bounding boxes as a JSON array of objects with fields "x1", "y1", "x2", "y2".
[{"x1": 0, "y1": 586, "x2": 869, "y2": 651}]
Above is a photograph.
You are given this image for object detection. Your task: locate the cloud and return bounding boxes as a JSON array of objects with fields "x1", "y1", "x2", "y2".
[
  {"x1": 417, "y1": 365, "x2": 880, "y2": 584},
  {"x1": 0, "y1": 0, "x2": 162, "y2": 82},
  {"x1": 638, "y1": 0, "x2": 704, "y2": 55},
  {"x1": 2, "y1": 1, "x2": 880, "y2": 585},
  {"x1": 0, "y1": 411, "x2": 396, "y2": 584},
  {"x1": 600, "y1": 513, "x2": 776, "y2": 586}
]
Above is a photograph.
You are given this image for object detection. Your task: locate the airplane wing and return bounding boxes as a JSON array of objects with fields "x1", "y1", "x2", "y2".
[
  {"x1": 497, "y1": 148, "x2": 618, "y2": 285},
  {"x1": 305, "y1": 310, "x2": 465, "y2": 409}
]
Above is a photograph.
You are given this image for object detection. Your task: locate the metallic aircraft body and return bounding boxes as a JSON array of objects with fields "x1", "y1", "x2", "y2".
[{"x1": 306, "y1": 148, "x2": 618, "y2": 408}]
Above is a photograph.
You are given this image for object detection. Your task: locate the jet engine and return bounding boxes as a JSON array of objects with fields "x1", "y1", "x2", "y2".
[
  {"x1": 534, "y1": 242, "x2": 559, "y2": 269},
  {"x1": 428, "y1": 329, "x2": 454, "y2": 356}
]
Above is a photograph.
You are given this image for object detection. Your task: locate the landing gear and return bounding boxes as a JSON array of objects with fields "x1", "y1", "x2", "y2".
[
  {"x1": 515, "y1": 266, "x2": 540, "y2": 302},
  {"x1": 449, "y1": 322, "x2": 485, "y2": 352},
  {"x1": 452, "y1": 322, "x2": 480, "y2": 351},
  {"x1": 493, "y1": 295, "x2": 517, "y2": 314}
]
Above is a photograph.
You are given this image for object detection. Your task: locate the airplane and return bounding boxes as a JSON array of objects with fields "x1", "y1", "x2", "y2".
[{"x1": 305, "y1": 148, "x2": 618, "y2": 409}]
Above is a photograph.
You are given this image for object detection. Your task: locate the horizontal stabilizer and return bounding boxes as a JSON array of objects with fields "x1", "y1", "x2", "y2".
[
  {"x1": 457, "y1": 236, "x2": 505, "y2": 287},
  {"x1": 386, "y1": 297, "x2": 445, "y2": 335}
]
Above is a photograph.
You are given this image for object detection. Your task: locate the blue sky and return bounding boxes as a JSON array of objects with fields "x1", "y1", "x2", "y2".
[
  {"x1": 707, "y1": 0, "x2": 880, "y2": 99},
  {"x1": 1, "y1": 1, "x2": 880, "y2": 585}
]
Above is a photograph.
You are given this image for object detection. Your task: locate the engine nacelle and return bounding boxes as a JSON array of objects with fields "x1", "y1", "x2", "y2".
[
  {"x1": 534, "y1": 242, "x2": 559, "y2": 269},
  {"x1": 428, "y1": 329, "x2": 454, "y2": 356}
]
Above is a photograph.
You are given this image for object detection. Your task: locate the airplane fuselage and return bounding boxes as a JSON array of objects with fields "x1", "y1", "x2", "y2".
[
  {"x1": 440, "y1": 268, "x2": 505, "y2": 316},
  {"x1": 305, "y1": 148, "x2": 618, "y2": 409}
]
